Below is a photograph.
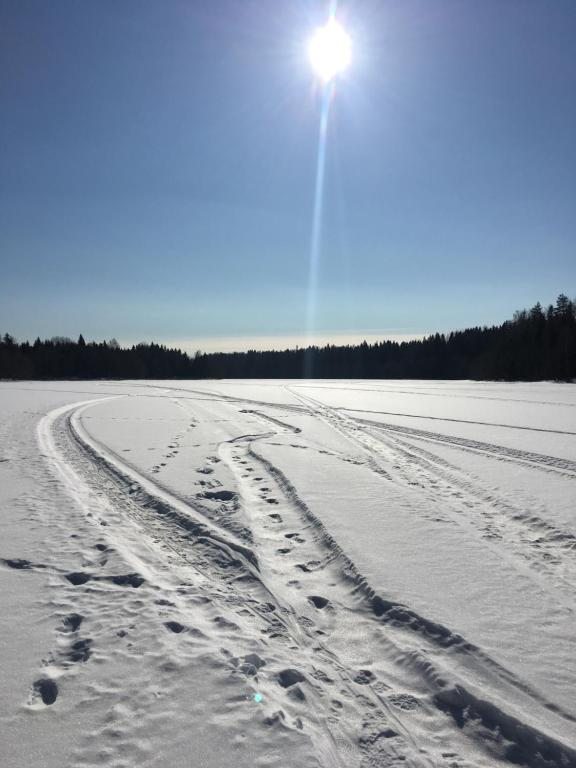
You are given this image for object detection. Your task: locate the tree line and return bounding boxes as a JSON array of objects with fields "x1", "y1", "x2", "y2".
[{"x1": 1, "y1": 294, "x2": 575, "y2": 381}]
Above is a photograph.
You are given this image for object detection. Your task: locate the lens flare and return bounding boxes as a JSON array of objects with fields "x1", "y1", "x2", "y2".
[
  {"x1": 304, "y1": 11, "x2": 349, "y2": 375},
  {"x1": 304, "y1": 85, "x2": 333, "y2": 376},
  {"x1": 308, "y1": 19, "x2": 351, "y2": 82}
]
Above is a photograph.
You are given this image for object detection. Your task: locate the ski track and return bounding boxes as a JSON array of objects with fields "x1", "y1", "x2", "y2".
[
  {"x1": 354, "y1": 417, "x2": 576, "y2": 477},
  {"x1": 287, "y1": 388, "x2": 576, "y2": 606},
  {"x1": 10, "y1": 386, "x2": 575, "y2": 767},
  {"x1": 340, "y1": 407, "x2": 576, "y2": 437}
]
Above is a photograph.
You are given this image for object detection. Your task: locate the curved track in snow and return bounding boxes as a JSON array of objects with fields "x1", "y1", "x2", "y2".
[{"x1": 24, "y1": 388, "x2": 576, "y2": 768}]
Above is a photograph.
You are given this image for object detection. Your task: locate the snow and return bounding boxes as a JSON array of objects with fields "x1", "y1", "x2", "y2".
[{"x1": 1, "y1": 379, "x2": 575, "y2": 768}]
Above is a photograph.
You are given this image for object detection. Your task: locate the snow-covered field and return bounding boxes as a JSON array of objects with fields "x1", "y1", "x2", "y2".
[{"x1": 1, "y1": 379, "x2": 575, "y2": 768}]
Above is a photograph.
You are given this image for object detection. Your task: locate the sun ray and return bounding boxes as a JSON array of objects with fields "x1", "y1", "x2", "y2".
[
  {"x1": 304, "y1": 12, "x2": 351, "y2": 375},
  {"x1": 304, "y1": 82, "x2": 334, "y2": 376}
]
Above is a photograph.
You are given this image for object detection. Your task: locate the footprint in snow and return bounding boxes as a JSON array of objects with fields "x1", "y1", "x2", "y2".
[
  {"x1": 236, "y1": 653, "x2": 266, "y2": 677},
  {"x1": 1, "y1": 558, "x2": 36, "y2": 570},
  {"x1": 308, "y1": 595, "x2": 330, "y2": 609},
  {"x1": 387, "y1": 693, "x2": 420, "y2": 711},
  {"x1": 354, "y1": 670, "x2": 376, "y2": 685},
  {"x1": 213, "y1": 616, "x2": 240, "y2": 631},
  {"x1": 295, "y1": 561, "x2": 320, "y2": 573},
  {"x1": 201, "y1": 490, "x2": 236, "y2": 502},
  {"x1": 33, "y1": 679, "x2": 58, "y2": 706},
  {"x1": 277, "y1": 668, "x2": 306, "y2": 688},
  {"x1": 164, "y1": 621, "x2": 186, "y2": 634},
  {"x1": 285, "y1": 533, "x2": 305, "y2": 543},
  {"x1": 66, "y1": 638, "x2": 92, "y2": 663},
  {"x1": 62, "y1": 613, "x2": 83, "y2": 632},
  {"x1": 65, "y1": 572, "x2": 92, "y2": 586},
  {"x1": 109, "y1": 573, "x2": 145, "y2": 588}
]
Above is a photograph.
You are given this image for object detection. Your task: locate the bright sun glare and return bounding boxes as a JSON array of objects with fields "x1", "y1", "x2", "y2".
[{"x1": 308, "y1": 19, "x2": 352, "y2": 82}]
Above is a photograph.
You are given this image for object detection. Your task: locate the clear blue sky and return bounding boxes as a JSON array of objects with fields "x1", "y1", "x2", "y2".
[{"x1": 1, "y1": 0, "x2": 575, "y2": 351}]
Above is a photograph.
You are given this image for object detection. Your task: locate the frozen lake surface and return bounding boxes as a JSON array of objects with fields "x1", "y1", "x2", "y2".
[{"x1": 1, "y1": 379, "x2": 575, "y2": 768}]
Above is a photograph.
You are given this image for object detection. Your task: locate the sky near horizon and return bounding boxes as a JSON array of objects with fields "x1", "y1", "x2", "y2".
[{"x1": 1, "y1": 0, "x2": 575, "y2": 352}]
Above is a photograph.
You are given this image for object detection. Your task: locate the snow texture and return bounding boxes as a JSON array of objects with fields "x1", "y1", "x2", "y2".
[{"x1": 1, "y1": 379, "x2": 575, "y2": 768}]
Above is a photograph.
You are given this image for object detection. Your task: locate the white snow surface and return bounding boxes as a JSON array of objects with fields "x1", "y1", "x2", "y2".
[{"x1": 1, "y1": 379, "x2": 575, "y2": 768}]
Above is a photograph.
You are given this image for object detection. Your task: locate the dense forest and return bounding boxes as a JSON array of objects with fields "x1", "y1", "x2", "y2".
[{"x1": 1, "y1": 294, "x2": 575, "y2": 381}]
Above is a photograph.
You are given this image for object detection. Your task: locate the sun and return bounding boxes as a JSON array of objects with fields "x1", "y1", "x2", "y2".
[{"x1": 308, "y1": 19, "x2": 352, "y2": 83}]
